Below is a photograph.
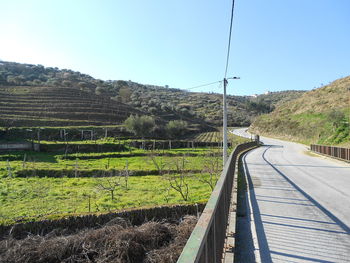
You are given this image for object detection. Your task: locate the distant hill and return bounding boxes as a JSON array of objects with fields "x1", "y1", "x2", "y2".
[
  {"x1": 0, "y1": 61, "x2": 305, "y2": 128},
  {"x1": 250, "y1": 76, "x2": 350, "y2": 146}
]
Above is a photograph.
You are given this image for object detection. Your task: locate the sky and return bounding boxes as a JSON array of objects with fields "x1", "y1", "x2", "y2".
[{"x1": 0, "y1": 0, "x2": 349, "y2": 95}]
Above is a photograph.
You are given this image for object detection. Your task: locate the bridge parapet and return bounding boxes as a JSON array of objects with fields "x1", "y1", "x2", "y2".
[
  {"x1": 177, "y1": 141, "x2": 258, "y2": 263},
  {"x1": 311, "y1": 144, "x2": 350, "y2": 162}
]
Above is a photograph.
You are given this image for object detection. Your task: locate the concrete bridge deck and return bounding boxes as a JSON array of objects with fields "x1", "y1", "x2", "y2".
[{"x1": 234, "y1": 129, "x2": 350, "y2": 263}]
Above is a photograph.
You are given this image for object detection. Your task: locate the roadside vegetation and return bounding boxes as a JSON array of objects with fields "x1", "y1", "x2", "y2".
[{"x1": 250, "y1": 76, "x2": 350, "y2": 147}]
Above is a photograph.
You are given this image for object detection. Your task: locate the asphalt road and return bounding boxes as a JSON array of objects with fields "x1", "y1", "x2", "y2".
[{"x1": 233, "y1": 128, "x2": 350, "y2": 263}]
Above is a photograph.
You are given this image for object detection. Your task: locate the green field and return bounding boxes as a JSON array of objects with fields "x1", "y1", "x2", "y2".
[
  {"x1": 0, "y1": 174, "x2": 212, "y2": 225},
  {"x1": 0, "y1": 148, "x2": 220, "y2": 177},
  {"x1": 0, "y1": 132, "x2": 249, "y2": 225}
]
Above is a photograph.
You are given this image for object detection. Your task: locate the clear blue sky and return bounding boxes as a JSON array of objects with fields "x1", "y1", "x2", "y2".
[{"x1": 1, "y1": 0, "x2": 349, "y2": 95}]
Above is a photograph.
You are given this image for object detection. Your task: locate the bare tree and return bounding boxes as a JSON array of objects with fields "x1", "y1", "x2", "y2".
[
  {"x1": 195, "y1": 153, "x2": 221, "y2": 191},
  {"x1": 148, "y1": 153, "x2": 168, "y2": 175},
  {"x1": 167, "y1": 156, "x2": 190, "y2": 201},
  {"x1": 96, "y1": 172, "x2": 122, "y2": 201},
  {"x1": 122, "y1": 160, "x2": 131, "y2": 190},
  {"x1": 168, "y1": 174, "x2": 189, "y2": 201},
  {"x1": 82, "y1": 192, "x2": 95, "y2": 212}
]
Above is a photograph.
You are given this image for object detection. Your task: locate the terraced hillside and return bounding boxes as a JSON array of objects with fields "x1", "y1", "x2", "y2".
[
  {"x1": 0, "y1": 86, "x2": 141, "y2": 127},
  {"x1": 0, "y1": 61, "x2": 306, "y2": 128}
]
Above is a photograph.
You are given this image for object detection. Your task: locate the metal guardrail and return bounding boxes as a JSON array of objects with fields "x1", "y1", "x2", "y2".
[
  {"x1": 310, "y1": 144, "x2": 350, "y2": 161},
  {"x1": 177, "y1": 141, "x2": 258, "y2": 263}
]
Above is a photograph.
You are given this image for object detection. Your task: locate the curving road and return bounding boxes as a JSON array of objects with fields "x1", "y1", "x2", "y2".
[{"x1": 233, "y1": 128, "x2": 350, "y2": 263}]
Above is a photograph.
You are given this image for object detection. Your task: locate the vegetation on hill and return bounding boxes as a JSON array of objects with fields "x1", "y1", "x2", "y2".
[
  {"x1": 105, "y1": 82, "x2": 305, "y2": 127},
  {"x1": 0, "y1": 61, "x2": 305, "y2": 128},
  {"x1": 250, "y1": 76, "x2": 350, "y2": 146}
]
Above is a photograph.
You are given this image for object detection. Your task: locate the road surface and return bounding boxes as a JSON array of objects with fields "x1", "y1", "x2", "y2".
[{"x1": 233, "y1": 128, "x2": 350, "y2": 263}]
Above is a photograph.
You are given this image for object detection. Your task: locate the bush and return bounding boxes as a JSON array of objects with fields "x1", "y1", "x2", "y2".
[
  {"x1": 124, "y1": 115, "x2": 155, "y2": 139},
  {"x1": 166, "y1": 120, "x2": 188, "y2": 139}
]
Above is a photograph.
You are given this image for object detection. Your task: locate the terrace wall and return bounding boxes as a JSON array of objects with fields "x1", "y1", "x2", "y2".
[
  {"x1": 0, "y1": 142, "x2": 39, "y2": 151},
  {"x1": 0, "y1": 203, "x2": 205, "y2": 240}
]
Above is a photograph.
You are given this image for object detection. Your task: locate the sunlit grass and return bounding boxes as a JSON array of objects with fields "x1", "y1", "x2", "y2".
[
  {"x1": 0, "y1": 136, "x2": 248, "y2": 225},
  {"x1": 0, "y1": 149, "x2": 223, "y2": 177},
  {"x1": 0, "y1": 174, "x2": 212, "y2": 225}
]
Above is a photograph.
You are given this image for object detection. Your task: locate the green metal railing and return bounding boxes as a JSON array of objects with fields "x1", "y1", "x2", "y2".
[{"x1": 177, "y1": 141, "x2": 258, "y2": 263}]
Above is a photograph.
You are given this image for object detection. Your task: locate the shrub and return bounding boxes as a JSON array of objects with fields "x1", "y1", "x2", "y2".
[
  {"x1": 166, "y1": 120, "x2": 188, "y2": 139},
  {"x1": 124, "y1": 115, "x2": 155, "y2": 139}
]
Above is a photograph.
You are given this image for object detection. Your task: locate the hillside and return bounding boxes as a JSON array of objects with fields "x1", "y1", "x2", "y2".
[
  {"x1": 250, "y1": 76, "x2": 350, "y2": 146},
  {"x1": 0, "y1": 61, "x2": 305, "y2": 128},
  {"x1": 0, "y1": 86, "x2": 142, "y2": 127},
  {"x1": 111, "y1": 83, "x2": 305, "y2": 127}
]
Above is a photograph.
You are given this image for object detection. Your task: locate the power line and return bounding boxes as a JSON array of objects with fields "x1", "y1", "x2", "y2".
[
  {"x1": 216, "y1": 80, "x2": 223, "y2": 91},
  {"x1": 186, "y1": 0, "x2": 236, "y2": 94},
  {"x1": 224, "y1": 0, "x2": 236, "y2": 79},
  {"x1": 204, "y1": 80, "x2": 223, "y2": 93},
  {"x1": 186, "y1": 80, "x2": 222, "y2": 91}
]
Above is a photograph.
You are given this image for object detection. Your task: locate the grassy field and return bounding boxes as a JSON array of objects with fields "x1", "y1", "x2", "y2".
[
  {"x1": 0, "y1": 131, "x2": 249, "y2": 225},
  {"x1": 0, "y1": 174, "x2": 212, "y2": 225},
  {"x1": 0, "y1": 147, "x2": 216, "y2": 162},
  {"x1": 0, "y1": 149, "x2": 220, "y2": 177}
]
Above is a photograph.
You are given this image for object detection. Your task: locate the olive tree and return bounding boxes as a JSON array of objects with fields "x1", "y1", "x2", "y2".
[
  {"x1": 124, "y1": 115, "x2": 155, "y2": 139},
  {"x1": 166, "y1": 120, "x2": 188, "y2": 139}
]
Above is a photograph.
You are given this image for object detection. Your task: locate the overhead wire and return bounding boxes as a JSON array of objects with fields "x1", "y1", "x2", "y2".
[
  {"x1": 186, "y1": 80, "x2": 222, "y2": 91},
  {"x1": 185, "y1": 0, "x2": 236, "y2": 93},
  {"x1": 224, "y1": 0, "x2": 236, "y2": 79},
  {"x1": 216, "y1": 80, "x2": 223, "y2": 91}
]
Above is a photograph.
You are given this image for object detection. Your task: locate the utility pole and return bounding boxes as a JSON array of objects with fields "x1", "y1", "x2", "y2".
[
  {"x1": 223, "y1": 77, "x2": 240, "y2": 166},
  {"x1": 223, "y1": 78, "x2": 228, "y2": 166}
]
